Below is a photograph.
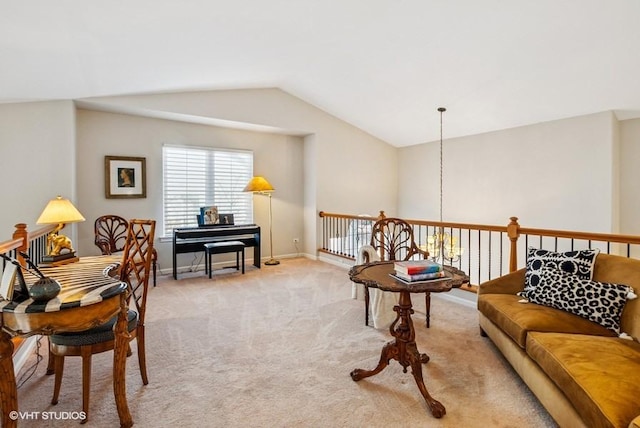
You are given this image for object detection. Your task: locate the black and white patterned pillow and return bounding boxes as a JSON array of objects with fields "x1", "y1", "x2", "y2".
[
  {"x1": 525, "y1": 267, "x2": 634, "y2": 334},
  {"x1": 521, "y1": 247, "x2": 599, "y2": 297}
]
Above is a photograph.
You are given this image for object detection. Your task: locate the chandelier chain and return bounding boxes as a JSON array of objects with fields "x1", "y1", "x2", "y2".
[{"x1": 439, "y1": 107, "x2": 444, "y2": 225}]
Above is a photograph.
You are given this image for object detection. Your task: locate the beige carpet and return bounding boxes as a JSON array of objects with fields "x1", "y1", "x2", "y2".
[{"x1": 15, "y1": 258, "x2": 557, "y2": 427}]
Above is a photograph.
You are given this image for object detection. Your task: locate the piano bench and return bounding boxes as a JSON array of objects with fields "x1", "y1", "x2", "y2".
[{"x1": 203, "y1": 241, "x2": 246, "y2": 278}]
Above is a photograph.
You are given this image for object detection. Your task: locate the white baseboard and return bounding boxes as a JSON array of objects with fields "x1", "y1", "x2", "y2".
[
  {"x1": 435, "y1": 291, "x2": 477, "y2": 309},
  {"x1": 162, "y1": 253, "x2": 318, "y2": 276},
  {"x1": 317, "y1": 254, "x2": 353, "y2": 269}
]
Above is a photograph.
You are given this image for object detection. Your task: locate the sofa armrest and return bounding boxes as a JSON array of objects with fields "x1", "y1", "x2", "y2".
[
  {"x1": 630, "y1": 415, "x2": 640, "y2": 428},
  {"x1": 478, "y1": 268, "x2": 526, "y2": 295}
]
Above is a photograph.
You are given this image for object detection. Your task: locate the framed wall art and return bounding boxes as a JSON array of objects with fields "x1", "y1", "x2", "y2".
[{"x1": 105, "y1": 156, "x2": 147, "y2": 199}]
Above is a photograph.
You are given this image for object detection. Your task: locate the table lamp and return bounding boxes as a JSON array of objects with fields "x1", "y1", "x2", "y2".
[
  {"x1": 243, "y1": 176, "x2": 279, "y2": 265},
  {"x1": 36, "y1": 195, "x2": 85, "y2": 262}
]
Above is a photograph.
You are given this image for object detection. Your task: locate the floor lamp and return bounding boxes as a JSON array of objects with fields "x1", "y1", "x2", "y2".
[{"x1": 243, "y1": 176, "x2": 280, "y2": 265}]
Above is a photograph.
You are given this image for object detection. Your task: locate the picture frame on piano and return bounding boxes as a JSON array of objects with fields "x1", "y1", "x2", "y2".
[
  {"x1": 219, "y1": 214, "x2": 234, "y2": 225},
  {"x1": 200, "y1": 206, "x2": 219, "y2": 225}
]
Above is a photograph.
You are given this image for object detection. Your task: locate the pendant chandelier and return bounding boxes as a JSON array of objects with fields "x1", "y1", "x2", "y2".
[{"x1": 426, "y1": 107, "x2": 464, "y2": 263}]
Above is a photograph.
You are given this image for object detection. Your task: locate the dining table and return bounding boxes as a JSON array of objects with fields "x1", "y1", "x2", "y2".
[{"x1": 0, "y1": 255, "x2": 133, "y2": 427}]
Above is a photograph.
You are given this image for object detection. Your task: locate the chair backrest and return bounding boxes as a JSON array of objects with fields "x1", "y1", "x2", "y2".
[
  {"x1": 119, "y1": 219, "x2": 156, "y2": 324},
  {"x1": 369, "y1": 217, "x2": 428, "y2": 262},
  {"x1": 95, "y1": 215, "x2": 129, "y2": 255}
]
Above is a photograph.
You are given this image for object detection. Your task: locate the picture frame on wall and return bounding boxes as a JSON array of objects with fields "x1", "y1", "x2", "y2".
[{"x1": 105, "y1": 155, "x2": 146, "y2": 199}]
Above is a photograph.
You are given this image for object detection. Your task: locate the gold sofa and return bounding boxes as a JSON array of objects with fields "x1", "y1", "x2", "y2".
[{"x1": 478, "y1": 253, "x2": 640, "y2": 428}]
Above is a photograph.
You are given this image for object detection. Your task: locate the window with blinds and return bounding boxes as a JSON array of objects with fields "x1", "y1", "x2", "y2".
[{"x1": 162, "y1": 145, "x2": 253, "y2": 236}]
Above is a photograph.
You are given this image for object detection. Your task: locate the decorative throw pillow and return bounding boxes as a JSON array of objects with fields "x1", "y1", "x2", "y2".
[
  {"x1": 521, "y1": 247, "x2": 599, "y2": 297},
  {"x1": 525, "y1": 267, "x2": 635, "y2": 334}
]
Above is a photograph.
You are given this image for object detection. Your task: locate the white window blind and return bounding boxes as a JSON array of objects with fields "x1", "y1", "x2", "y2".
[{"x1": 162, "y1": 145, "x2": 253, "y2": 236}]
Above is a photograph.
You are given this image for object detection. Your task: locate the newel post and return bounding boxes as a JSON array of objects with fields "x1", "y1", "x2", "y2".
[
  {"x1": 13, "y1": 223, "x2": 28, "y2": 268},
  {"x1": 507, "y1": 217, "x2": 520, "y2": 272}
]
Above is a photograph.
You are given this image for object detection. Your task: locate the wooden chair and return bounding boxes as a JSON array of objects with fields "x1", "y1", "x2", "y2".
[
  {"x1": 364, "y1": 217, "x2": 432, "y2": 327},
  {"x1": 95, "y1": 214, "x2": 158, "y2": 287},
  {"x1": 50, "y1": 219, "x2": 156, "y2": 423}
]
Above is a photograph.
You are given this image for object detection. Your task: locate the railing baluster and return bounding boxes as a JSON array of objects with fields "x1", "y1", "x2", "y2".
[
  {"x1": 487, "y1": 232, "x2": 492, "y2": 278},
  {"x1": 477, "y1": 229, "x2": 481, "y2": 285}
]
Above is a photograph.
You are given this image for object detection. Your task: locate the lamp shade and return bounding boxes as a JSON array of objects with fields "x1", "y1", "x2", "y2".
[
  {"x1": 36, "y1": 196, "x2": 86, "y2": 225},
  {"x1": 243, "y1": 176, "x2": 274, "y2": 193}
]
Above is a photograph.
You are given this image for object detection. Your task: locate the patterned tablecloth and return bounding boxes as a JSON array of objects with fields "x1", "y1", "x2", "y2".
[{"x1": 0, "y1": 255, "x2": 126, "y2": 314}]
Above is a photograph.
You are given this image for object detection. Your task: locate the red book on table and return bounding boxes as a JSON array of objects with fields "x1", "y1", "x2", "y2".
[{"x1": 394, "y1": 260, "x2": 442, "y2": 275}]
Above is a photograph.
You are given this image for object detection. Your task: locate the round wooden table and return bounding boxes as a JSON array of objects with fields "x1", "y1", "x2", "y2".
[
  {"x1": 0, "y1": 256, "x2": 132, "y2": 427},
  {"x1": 349, "y1": 261, "x2": 469, "y2": 419}
]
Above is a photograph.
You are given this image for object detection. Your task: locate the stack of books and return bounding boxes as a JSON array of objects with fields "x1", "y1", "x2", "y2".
[{"x1": 393, "y1": 260, "x2": 444, "y2": 282}]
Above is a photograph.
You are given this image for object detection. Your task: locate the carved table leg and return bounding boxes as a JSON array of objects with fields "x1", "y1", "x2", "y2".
[
  {"x1": 407, "y1": 339, "x2": 446, "y2": 418},
  {"x1": 351, "y1": 340, "x2": 397, "y2": 381},
  {"x1": 351, "y1": 290, "x2": 444, "y2": 418},
  {"x1": 113, "y1": 293, "x2": 133, "y2": 428},
  {"x1": 0, "y1": 329, "x2": 18, "y2": 428}
]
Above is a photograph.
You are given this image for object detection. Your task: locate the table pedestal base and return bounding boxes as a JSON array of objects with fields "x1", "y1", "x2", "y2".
[{"x1": 350, "y1": 290, "x2": 446, "y2": 418}]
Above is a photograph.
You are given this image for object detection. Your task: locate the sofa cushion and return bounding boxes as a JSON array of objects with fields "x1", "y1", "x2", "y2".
[
  {"x1": 478, "y1": 293, "x2": 615, "y2": 348},
  {"x1": 522, "y1": 247, "x2": 599, "y2": 297},
  {"x1": 591, "y1": 254, "x2": 640, "y2": 341},
  {"x1": 523, "y1": 267, "x2": 635, "y2": 334},
  {"x1": 527, "y1": 332, "x2": 640, "y2": 428}
]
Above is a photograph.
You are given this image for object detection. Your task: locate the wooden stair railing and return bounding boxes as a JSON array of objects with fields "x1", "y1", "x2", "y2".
[
  {"x1": 319, "y1": 211, "x2": 640, "y2": 290},
  {"x1": 1, "y1": 223, "x2": 56, "y2": 357}
]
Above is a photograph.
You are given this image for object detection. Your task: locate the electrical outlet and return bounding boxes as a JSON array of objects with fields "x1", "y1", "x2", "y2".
[{"x1": 293, "y1": 238, "x2": 300, "y2": 243}]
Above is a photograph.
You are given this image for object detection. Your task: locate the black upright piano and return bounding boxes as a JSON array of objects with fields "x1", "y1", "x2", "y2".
[{"x1": 172, "y1": 224, "x2": 261, "y2": 279}]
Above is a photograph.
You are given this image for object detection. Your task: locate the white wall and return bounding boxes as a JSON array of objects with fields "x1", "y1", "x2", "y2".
[
  {"x1": 4, "y1": 93, "x2": 639, "y2": 273},
  {"x1": 80, "y1": 88, "x2": 399, "y2": 252},
  {"x1": 0, "y1": 89, "x2": 397, "y2": 271},
  {"x1": 75, "y1": 109, "x2": 305, "y2": 271},
  {"x1": 398, "y1": 111, "x2": 619, "y2": 233},
  {"x1": 0, "y1": 101, "x2": 79, "y2": 241},
  {"x1": 620, "y1": 118, "x2": 640, "y2": 235}
]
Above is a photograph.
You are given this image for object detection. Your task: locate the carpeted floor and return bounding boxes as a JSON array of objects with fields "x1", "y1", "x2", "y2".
[{"x1": 14, "y1": 258, "x2": 557, "y2": 427}]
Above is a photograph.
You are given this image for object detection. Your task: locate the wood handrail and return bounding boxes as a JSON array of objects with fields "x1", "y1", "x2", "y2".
[
  {"x1": 0, "y1": 238, "x2": 24, "y2": 255},
  {"x1": 319, "y1": 211, "x2": 640, "y2": 287},
  {"x1": 318, "y1": 211, "x2": 380, "y2": 221},
  {"x1": 319, "y1": 211, "x2": 509, "y2": 233},
  {"x1": 1, "y1": 223, "x2": 56, "y2": 267},
  {"x1": 403, "y1": 218, "x2": 508, "y2": 233},
  {"x1": 517, "y1": 227, "x2": 640, "y2": 244}
]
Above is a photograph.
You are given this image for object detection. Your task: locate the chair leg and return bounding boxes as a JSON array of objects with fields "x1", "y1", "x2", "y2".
[
  {"x1": 153, "y1": 260, "x2": 157, "y2": 287},
  {"x1": 46, "y1": 337, "x2": 55, "y2": 375},
  {"x1": 81, "y1": 348, "x2": 92, "y2": 424},
  {"x1": 51, "y1": 355, "x2": 64, "y2": 405},
  {"x1": 364, "y1": 286, "x2": 370, "y2": 326},
  {"x1": 137, "y1": 327, "x2": 149, "y2": 385},
  {"x1": 425, "y1": 292, "x2": 431, "y2": 328}
]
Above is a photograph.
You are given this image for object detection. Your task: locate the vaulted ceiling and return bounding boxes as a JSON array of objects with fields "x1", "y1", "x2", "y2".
[{"x1": 3, "y1": 1, "x2": 640, "y2": 147}]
